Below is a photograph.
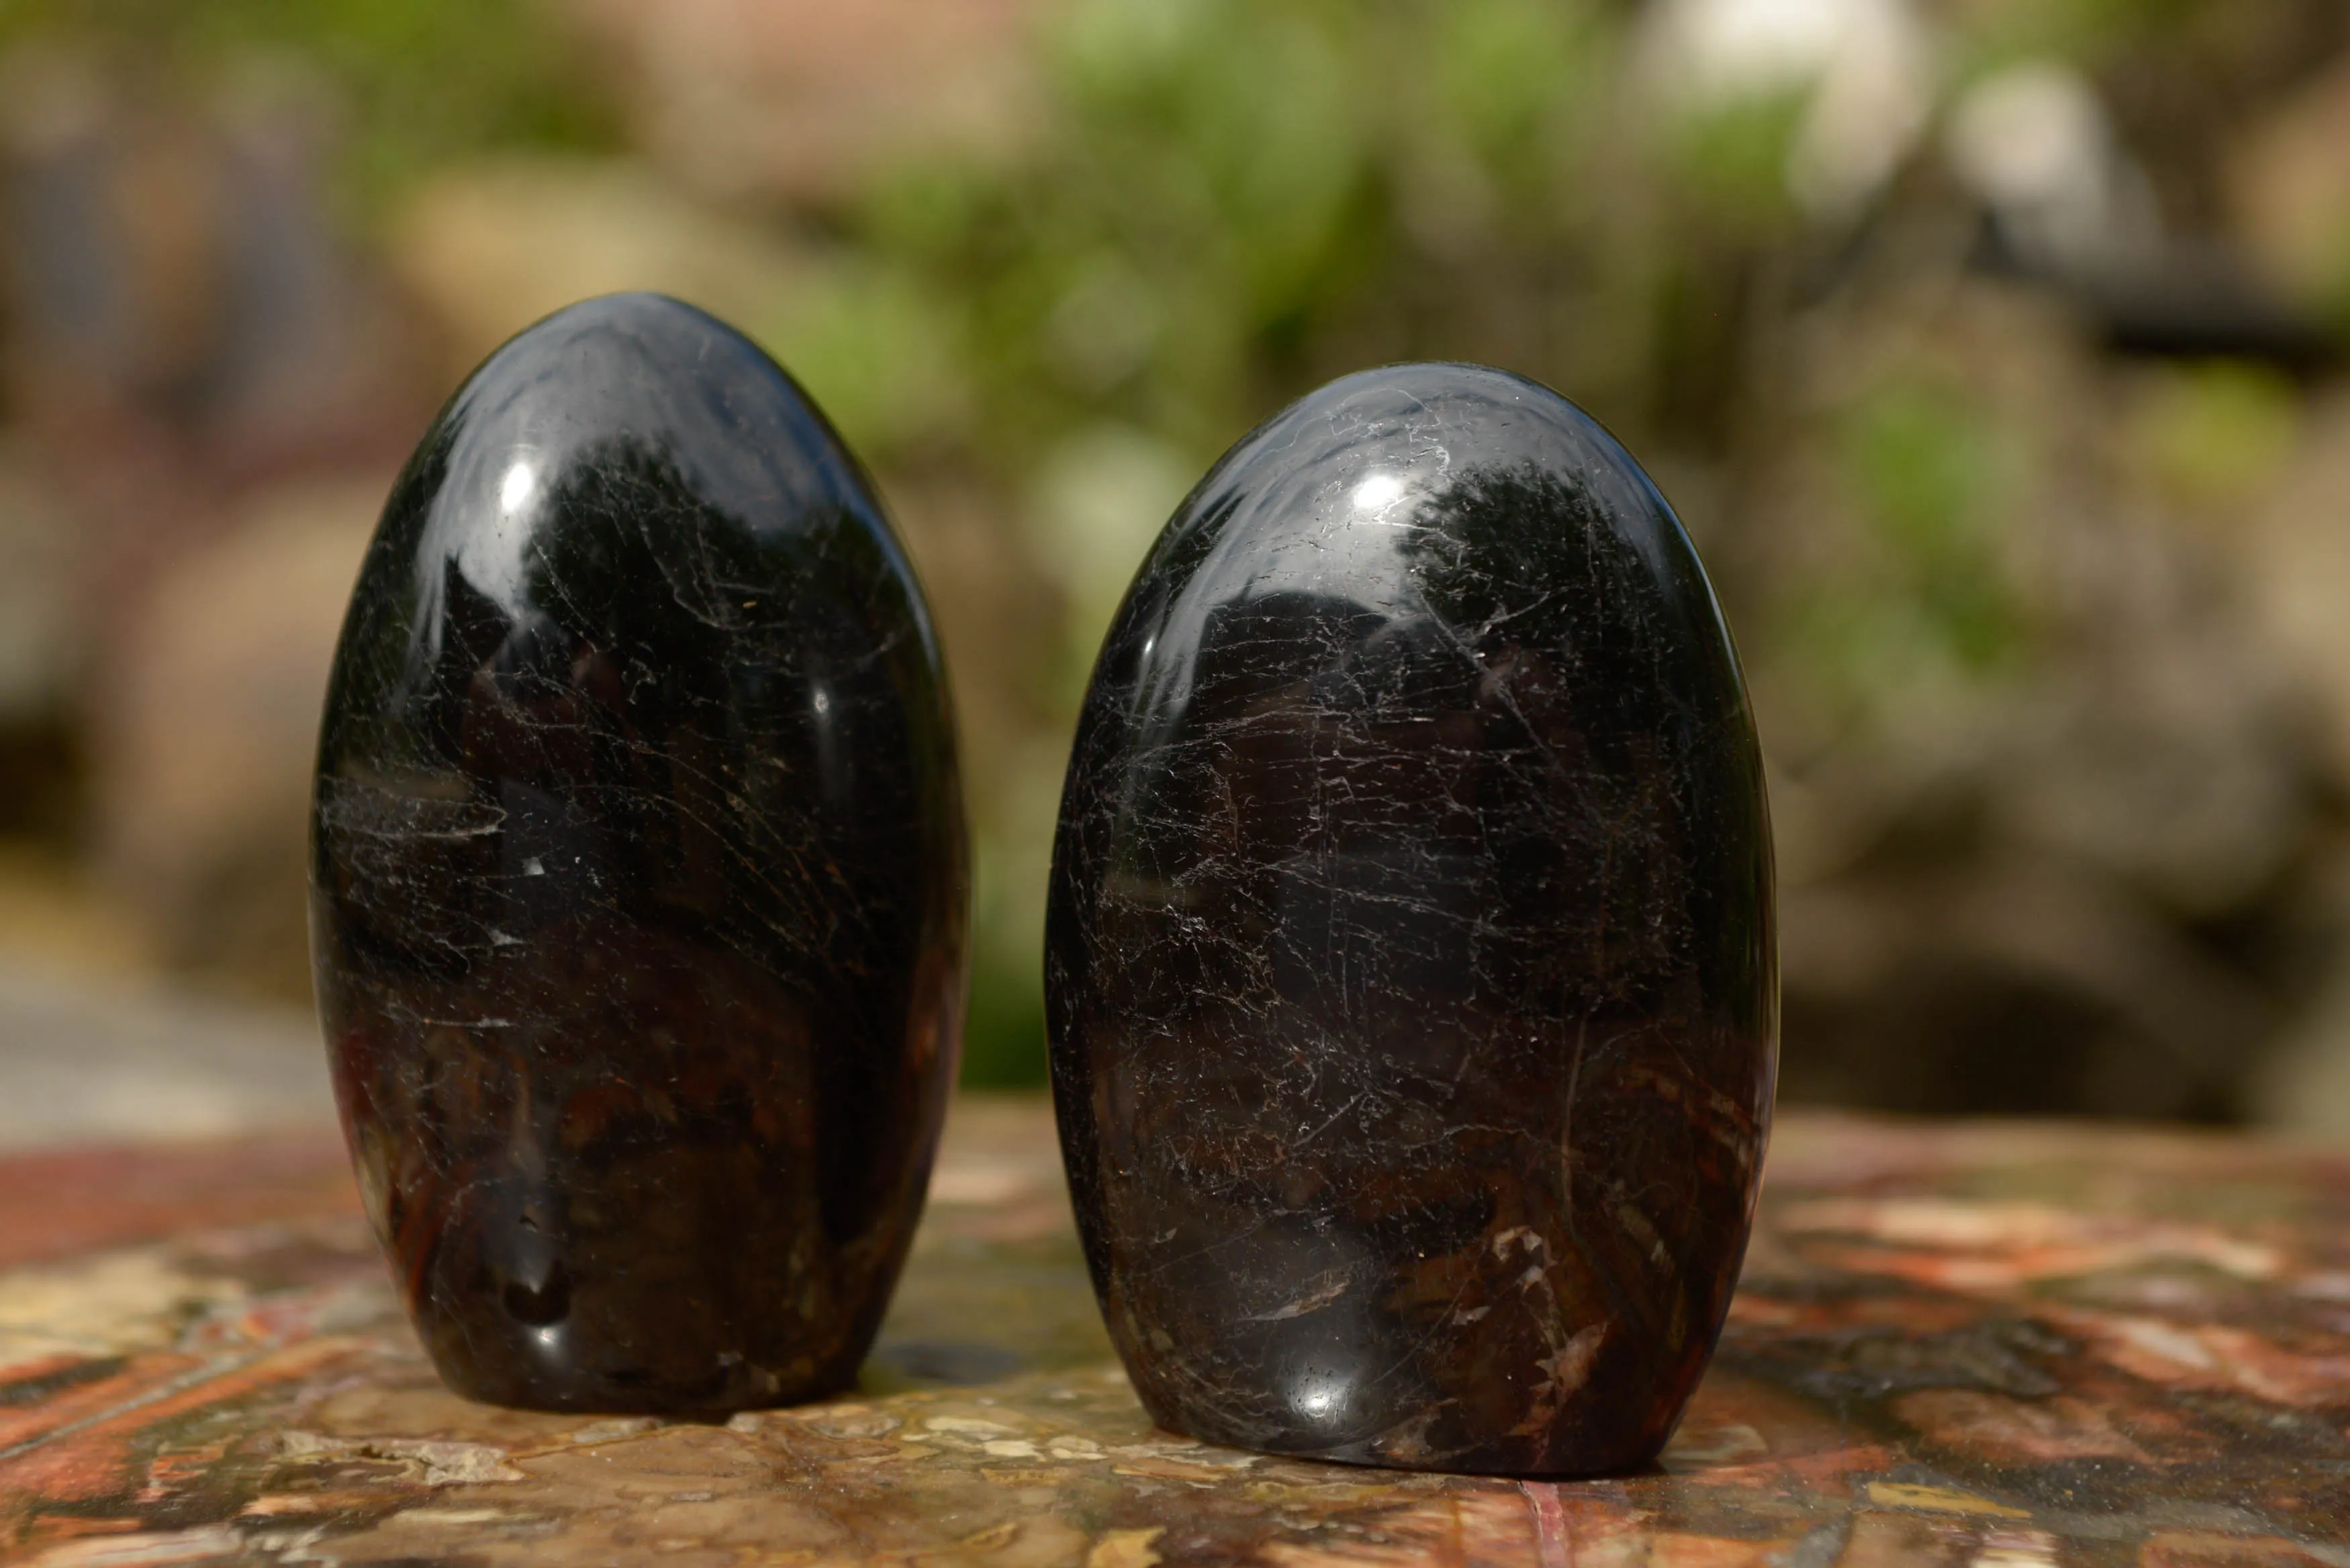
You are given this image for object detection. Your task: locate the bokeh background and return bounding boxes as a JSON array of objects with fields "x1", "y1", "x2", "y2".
[{"x1": 3, "y1": 0, "x2": 2350, "y2": 1138}]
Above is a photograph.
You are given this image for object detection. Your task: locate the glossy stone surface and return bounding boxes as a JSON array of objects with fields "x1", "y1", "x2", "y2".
[
  {"x1": 311, "y1": 293, "x2": 966, "y2": 1414},
  {"x1": 1047, "y1": 363, "x2": 1775, "y2": 1476}
]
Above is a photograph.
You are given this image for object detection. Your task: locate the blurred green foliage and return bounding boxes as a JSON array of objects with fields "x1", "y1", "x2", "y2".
[
  {"x1": 1960, "y1": 0, "x2": 2211, "y2": 68},
  {"x1": 2132, "y1": 362, "x2": 2301, "y2": 512},
  {"x1": 0, "y1": 0, "x2": 615, "y2": 219},
  {"x1": 8, "y1": 0, "x2": 2266, "y2": 1091},
  {"x1": 1781, "y1": 379, "x2": 2026, "y2": 731},
  {"x1": 843, "y1": 0, "x2": 1652, "y2": 476},
  {"x1": 790, "y1": 0, "x2": 2237, "y2": 1086},
  {"x1": 810, "y1": 0, "x2": 1828, "y2": 1085}
]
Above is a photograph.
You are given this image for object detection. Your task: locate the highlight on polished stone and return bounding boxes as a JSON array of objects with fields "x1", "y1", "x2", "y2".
[
  {"x1": 311, "y1": 293, "x2": 967, "y2": 1413},
  {"x1": 1046, "y1": 362, "x2": 1775, "y2": 1476}
]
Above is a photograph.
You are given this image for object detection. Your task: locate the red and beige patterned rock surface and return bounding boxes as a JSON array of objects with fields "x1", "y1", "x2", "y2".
[{"x1": 3, "y1": 1102, "x2": 2349, "y2": 1565}]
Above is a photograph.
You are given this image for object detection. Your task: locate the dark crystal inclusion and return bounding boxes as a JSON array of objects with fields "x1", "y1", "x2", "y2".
[
  {"x1": 1047, "y1": 363, "x2": 1775, "y2": 1475},
  {"x1": 311, "y1": 293, "x2": 966, "y2": 1413}
]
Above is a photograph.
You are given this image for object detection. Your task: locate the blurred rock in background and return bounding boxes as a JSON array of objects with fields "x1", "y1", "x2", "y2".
[
  {"x1": 0, "y1": 962, "x2": 328, "y2": 1148},
  {"x1": 95, "y1": 477, "x2": 380, "y2": 1000},
  {"x1": 389, "y1": 156, "x2": 800, "y2": 380},
  {"x1": 5, "y1": 0, "x2": 2350, "y2": 1132},
  {"x1": 559, "y1": 0, "x2": 1046, "y2": 202}
]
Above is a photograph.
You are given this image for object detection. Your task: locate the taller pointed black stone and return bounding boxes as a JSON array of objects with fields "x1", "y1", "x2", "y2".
[
  {"x1": 311, "y1": 293, "x2": 966, "y2": 1413},
  {"x1": 1047, "y1": 363, "x2": 1775, "y2": 1475}
]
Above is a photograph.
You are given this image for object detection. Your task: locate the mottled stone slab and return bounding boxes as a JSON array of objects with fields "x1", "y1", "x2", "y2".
[{"x1": 4, "y1": 1102, "x2": 2350, "y2": 1563}]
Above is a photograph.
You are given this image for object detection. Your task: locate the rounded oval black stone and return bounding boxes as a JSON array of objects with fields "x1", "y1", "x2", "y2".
[
  {"x1": 312, "y1": 293, "x2": 966, "y2": 1413},
  {"x1": 1046, "y1": 363, "x2": 1775, "y2": 1475}
]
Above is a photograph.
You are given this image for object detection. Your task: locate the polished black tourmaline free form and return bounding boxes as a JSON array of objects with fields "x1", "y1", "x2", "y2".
[
  {"x1": 1047, "y1": 363, "x2": 1775, "y2": 1475},
  {"x1": 312, "y1": 293, "x2": 966, "y2": 1412}
]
